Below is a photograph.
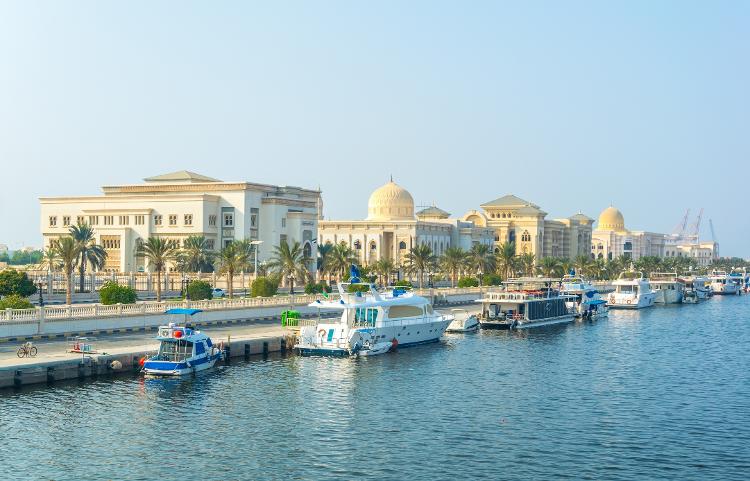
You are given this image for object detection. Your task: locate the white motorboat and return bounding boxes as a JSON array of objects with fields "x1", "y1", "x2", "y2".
[
  {"x1": 477, "y1": 278, "x2": 576, "y2": 329},
  {"x1": 560, "y1": 274, "x2": 609, "y2": 318},
  {"x1": 708, "y1": 270, "x2": 740, "y2": 295},
  {"x1": 142, "y1": 319, "x2": 223, "y2": 376},
  {"x1": 650, "y1": 272, "x2": 685, "y2": 304},
  {"x1": 607, "y1": 271, "x2": 656, "y2": 309},
  {"x1": 295, "y1": 270, "x2": 452, "y2": 357},
  {"x1": 679, "y1": 275, "x2": 710, "y2": 302},
  {"x1": 446, "y1": 309, "x2": 479, "y2": 332}
]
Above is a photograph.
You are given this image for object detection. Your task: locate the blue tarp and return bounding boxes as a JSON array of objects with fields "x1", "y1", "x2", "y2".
[
  {"x1": 165, "y1": 308, "x2": 203, "y2": 315},
  {"x1": 588, "y1": 300, "x2": 607, "y2": 306}
]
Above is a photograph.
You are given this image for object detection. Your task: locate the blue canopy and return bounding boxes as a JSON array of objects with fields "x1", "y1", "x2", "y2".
[
  {"x1": 165, "y1": 308, "x2": 203, "y2": 315},
  {"x1": 588, "y1": 300, "x2": 607, "y2": 306}
]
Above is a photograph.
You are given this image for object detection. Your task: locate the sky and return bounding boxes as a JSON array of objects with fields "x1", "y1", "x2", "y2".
[{"x1": 0, "y1": 1, "x2": 747, "y2": 256}]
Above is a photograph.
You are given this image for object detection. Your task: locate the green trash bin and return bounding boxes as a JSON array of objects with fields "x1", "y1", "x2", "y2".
[{"x1": 281, "y1": 310, "x2": 301, "y2": 328}]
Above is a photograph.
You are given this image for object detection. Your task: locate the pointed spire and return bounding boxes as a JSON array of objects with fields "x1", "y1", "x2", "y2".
[{"x1": 390, "y1": 174, "x2": 393, "y2": 182}]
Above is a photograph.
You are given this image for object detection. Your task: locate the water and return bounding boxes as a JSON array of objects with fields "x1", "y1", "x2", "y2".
[{"x1": 2, "y1": 296, "x2": 749, "y2": 480}]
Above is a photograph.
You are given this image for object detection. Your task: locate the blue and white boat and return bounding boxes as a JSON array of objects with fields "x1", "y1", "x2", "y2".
[{"x1": 142, "y1": 315, "x2": 223, "y2": 376}]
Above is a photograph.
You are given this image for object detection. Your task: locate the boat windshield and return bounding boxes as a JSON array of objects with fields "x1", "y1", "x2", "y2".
[
  {"x1": 617, "y1": 285, "x2": 637, "y2": 294},
  {"x1": 156, "y1": 340, "x2": 194, "y2": 362}
]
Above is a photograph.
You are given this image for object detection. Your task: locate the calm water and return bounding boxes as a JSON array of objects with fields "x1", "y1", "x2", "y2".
[{"x1": 2, "y1": 296, "x2": 749, "y2": 481}]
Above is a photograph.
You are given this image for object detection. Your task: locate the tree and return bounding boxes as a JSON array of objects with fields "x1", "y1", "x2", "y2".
[
  {"x1": 372, "y1": 258, "x2": 397, "y2": 287},
  {"x1": 40, "y1": 248, "x2": 60, "y2": 274},
  {"x1": 267, "y1": 240, "x2": 311, "y2": 295},
  {"x1": 538, "y1": 257, "x2": 562, "y2": 277},
  {"x1": 186, "y1": 280, "x2": 213, "y2": 300},
  {"x1": 519, "y1": 252, "x2": 536, "y2": 277},
  {"x1": 251, "y1": 276, "x2": 280, "y2": 297},
  {"x1": 99, "y1": 281, "x2": 138, "y2": 305},
  {"x1": 328, "y1": 242, "x2": 357, "y2": 281},
  {"x1": 70, "y1": 223, "x2": 107, "y2": 293},
  {"x1": 0, "y1": 294, "x2": 34, "y2": 310},
  {"x1": 0, "y1": 269, "x2": 37, "y2": 297},
  {"x1": 178, "y1": 236, "x2": 214, "y2": 273},
  {"x1": 573, "y1": 255, "x2": 593, "y2": 277},
  {"x1": 135, "y1": 237, "x2": 178, "y2": 302},
  {"x1": 404, "y1": 244, "x2": 436, "y2": 288},
  {"x1": 316, "y1": 242, "x2": 334, "y2": 283},
  {"x1": 215, "y1": 240, "x2": 251, "y2": 298},
  {"x1": 439, "y1": 247, "x2": 467, "y2": 287},
  {"x1": 53, "y1": 236, "x2": 81, "y2": 305},
  {"x1": 495, "y1": 242, "x2": 517, "y2": 280}
]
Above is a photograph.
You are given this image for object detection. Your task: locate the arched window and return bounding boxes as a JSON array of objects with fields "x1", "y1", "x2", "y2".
[
  {"x1": 597, "y1": 253, "x2": 603, "y2": 259},
  {"x1": 521, "y1": 230, "x2": 531, "y2": 242},
  {"x1": 509, "y1": 230, "x2": 516, "y2": 243},
  {"x1": 623, "y1": 241, "x2": 633, "y2": 251},
  {"x1": 303, "y1": 242, "x2": 312, "y2": 258},
  {"x1": 399, "y1": 241, "x2": 407, "y2": 250},
  {"x1": 370, "y1": 241, "x2": 377, "y2": 250},
  {"x1": 354, "y1": 240, "x2": 362, "y2": 250}
]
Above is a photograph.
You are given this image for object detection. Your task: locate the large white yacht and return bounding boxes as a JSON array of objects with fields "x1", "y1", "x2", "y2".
[
  {"x1": 477, "y1": 278, "x2": 576, "y2": 329},
  {"x1": 295, "y1": 280, "x2": 452, "y2": 357},
  {"x1": 608, "y1": 271, "x2": 656, "y2": 309},
  {"x1": 708, "y1": 270, "x2": 740, "y2": 295},
  {"x1": 560, "y1": 274, "x2": 609, "y2": 319},
  {"x1": 649, "y1": 272, "x2": 685, "y2": 304}
]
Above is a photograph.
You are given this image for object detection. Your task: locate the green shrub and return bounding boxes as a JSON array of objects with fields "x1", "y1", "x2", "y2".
[
  {"x1": 186, "y1": 280, "x2": 212, "y2": 300},
  {"x1": 394, "y1": 280, "x2": 413, "y2": 288},
  {"x1": 0, "y1": 294, "x2": 34, "y2": 309},
  {"x1": 304, "y1": 282, "x2": 332, "y2": 294},
  {"x1": 457, "y1": 277, "x2": 479, "y2": 288},
  {"x1": 251, "y1": 276, "x2": 280, "y2": 297},
  {"x1": 99, "y1": 281, "x2": 137, "y2": 305},
  {"x1": 482, "y1": 273, "x2": 503, "y2": 286},
  {"x1": 0, "y1": 269, "x2": 37, "y2": 297}
]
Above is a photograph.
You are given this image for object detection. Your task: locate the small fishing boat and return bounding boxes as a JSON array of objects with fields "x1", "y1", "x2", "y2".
[
  {"x1": 446, "y1": 308, "x2": 480, "y2": 332},
  {"x1": 142, "y1": 318, "x2": 223, "y2": 376},
  {"x1": 708, "y1": 270, "x2": 740, "y2": 295}
]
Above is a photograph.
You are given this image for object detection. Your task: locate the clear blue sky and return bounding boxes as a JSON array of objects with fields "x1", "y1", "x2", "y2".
[{"x1": 0, "y1": 1, "x2": 747, "y2": 256}]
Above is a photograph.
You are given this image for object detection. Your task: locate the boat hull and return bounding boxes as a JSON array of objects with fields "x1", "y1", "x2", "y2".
[
  {"x1": 654, "y1": 289, "x2": 684, "y2": 304},
  {"x1": 296, "y1": 337, "x2": 442, "y2": 357},
  {"x1": 143, "y1": 353, "x2": 221, "y2": 376}
]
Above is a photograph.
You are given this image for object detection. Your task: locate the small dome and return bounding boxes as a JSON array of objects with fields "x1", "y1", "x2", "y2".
[
  {"x1": 597, "y1": 206, "x2": 626, "y2": 232},
  {"x1": 366, "y1": 180, "x2": 415, "y2": 221}
]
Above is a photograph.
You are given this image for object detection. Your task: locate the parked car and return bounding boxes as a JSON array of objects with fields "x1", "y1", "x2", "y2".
[{"x1": 212, "y1": 288, "x2": 226, "y2": 298}]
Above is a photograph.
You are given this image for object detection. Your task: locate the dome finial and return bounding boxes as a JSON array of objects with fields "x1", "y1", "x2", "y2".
[{"x1": 390, "y1": 174, "x2": 393, "y2": 182}]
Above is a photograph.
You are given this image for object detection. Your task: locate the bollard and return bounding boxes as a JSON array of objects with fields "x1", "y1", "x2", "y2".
[
  {"x1": 77, "y1": 362, "x2": 86, "y2": 379},
  {"x1": 14, "y1": 370, "x2": 22, "y2": 387},
  {"x1": 244, "y1": 343, "x2": 250, "y2": 359},
  {"x1": 280, "y1": 338, "x2": 287, "y2": 353},
  {"x1": 224, "y1": 342, "x2": 231, "y2": 363},
  {"x1": 47, "y1": 367, "x2": 55, "y2": 384},
  {"x1": 263, "y1": 341, "x2": 269, "y2": 357}
]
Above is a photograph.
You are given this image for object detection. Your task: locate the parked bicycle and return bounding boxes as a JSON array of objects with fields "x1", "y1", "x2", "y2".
[{"x1": 17, "y1": 341, "x2": 38, "y2": 358}]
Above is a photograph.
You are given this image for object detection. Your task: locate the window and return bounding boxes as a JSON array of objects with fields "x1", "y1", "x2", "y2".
[
  {"x1": 280, "y1": 234, "x2": 287, "y2": 246},
  {"x1": 223, "y1": 213, "x2": 233, "y2": 227},
  {"x1": 154, "y1": 215, "x2": 162, "y2": 226},
  {"x1": 184, "y1": 214, "x2": 193, "y2": 226},
  {"x1": 206, "y1": 239, "x2": 215, "y2": 250},
  {"x1": 521, "y1": 230, "x2": 531, "y2": 242},
  {"x1": 399, "y1": 241, "x2": 407, "y2": 250},
  {"x1": 389, "y1": 305, "x2": 424, "y2": 318},
  {"x1": 303, "y1": 242, "x2": 312, "y2": 258},
  {"x1": 89, "y1": 215, "x2": 99, "y2": 225},
  {"x1": 104, "y1": 215, "x2": 114, "y2": 225},
  {"x1": 354, "y1": 240, "x2": 362, "y2": 250},
  {"x1": 119, "y1": 215, "x2": 129, "y2": 225},
  {"x1": 169, "y1": 215, "x2": 177, "y2": 226},
  {"x1": 281, "y1": 218, "x2": 286, "y2": 228},
  {"x1": 370, "y1": 241, "x2": 377, "y2": 250},
  {"x1": 209, "y1": 215, "x2": 217, "y2": 227},
  {"x1": 76, "y1": 216, "x2": 85, "y2": 225},
  {"x1": 49, "y1": 216, "x2": 57, "y2": 227},
  {"x1": 135, "y1": 215, "x2": 145, "y2": 225},
  {"x1": 250, "y1": 213, "x2": 257, "y2": 227},
  {"x1": 62, "y1": 216, "x2": 71, "y2": 226}
]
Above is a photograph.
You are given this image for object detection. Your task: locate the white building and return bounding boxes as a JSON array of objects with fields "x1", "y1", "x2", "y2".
[
  {"x1": 39, "y1": 171, "x2": 321, "y2": 273},
  {"x1": 591, "y1": 206, "x2": 667, "y2": 261},
  {"x1": 318, "y1": 180, "x2": 494, "y2": 266}
]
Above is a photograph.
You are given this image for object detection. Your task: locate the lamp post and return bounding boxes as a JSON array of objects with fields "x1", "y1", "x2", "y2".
[
  {"x1": 37, "y1": 281, "x2": 44, "y2": 307},
  {"x1": 250, "y1": 240, "x2": 264, "y2": 281}
]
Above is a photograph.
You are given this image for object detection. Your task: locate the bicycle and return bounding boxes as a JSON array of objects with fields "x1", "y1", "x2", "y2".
[{"x1": 17, "y1": 342, "x2": 38, "y2": 358}]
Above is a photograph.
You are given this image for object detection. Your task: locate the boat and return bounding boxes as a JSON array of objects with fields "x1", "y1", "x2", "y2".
[
  {"x1": 679, "y1": 275, "x2": 710, "y2": 302},
  {"x1": 708, "y1": 270, "x2": 740, "y2": 295},
  {"x1": 682, "y1": 289, "x2": 699, "y2": 304},
  {"x1": 477, "y1": 278, "x2": 576, "y2": 330},
  {"x1": 560, "y1": 274, "x2": 609, "y2": 318},
  {"x1": 607, "y1": 271, "x2": 656, "y2": 309},
  {"x1": 729, "y1": 270, "x2": 749, "y2": 293},
  {"x1": 295, "y1": 267, "x2": 452, "y2": 357},
  {"x1": 446, "y1": 308, "x2": 480, "y2": 332},
  {"x1": 649, "y1": 272, "x2": 685, "y2": 304},
  {"x1": 142, "y1": 321, "x2": 224, "y2": 376}
]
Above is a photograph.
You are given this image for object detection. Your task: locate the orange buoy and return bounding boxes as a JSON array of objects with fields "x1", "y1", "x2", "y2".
[
  {"x1": 139, "y1": 357, "x2": 146, "y2": 367},
  {"x1": 173, "y1": 330, "x2": 183, "y2": 338}
]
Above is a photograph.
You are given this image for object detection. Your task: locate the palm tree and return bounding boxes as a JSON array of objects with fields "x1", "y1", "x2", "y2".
[
  {"x1": 53, "y1": 237, "x2": 81, "y2": 305},
  {"x1": 466, "y1": 244, "x2": 495, "y2": 282},
  {"x1": 136, "y1": 237, "x2": 178, "y2": 302},
  {"x1": 328, "y1": 242, "x2": 358, "y2": 281},
  {"x1": 215, "y1": 240, "x2": 252, "y2": 298},
  {"x1": 69, "y1": 223, "x2": 107, "y2": 293},
  {"x1": 573, "y1": 254, "x2": 593, "y2": 277},
  {"x1": 519, "y1": 252, "x2": 536, "y2": 276},
  {"x1": 439, "y1": 247, "x2": 467, "y2": 287},
  {"x1": 178, "y1": 235, "x2": 214, "y2": 273},
  {"x1": 268, "y1": 240, "x2": 311, "y2": 294},
  {"x1": 538, "y1": 256, "x2": 562, "y2": 277},
  {"x1": 40, "y1": 248, "x2": 61, "y2": 275},
  {"x1": 404, "y1": 244, "x2": 436, "y2": 288},
  {"x1": 372, "y1": 258, "x2": 396, "y2": 287},
  {"x1": 495, "y1": 242, "x2": 517, "y2": 280},
  {"x1": 316, "y1": 242, "x2": 334, "y2": 283}
]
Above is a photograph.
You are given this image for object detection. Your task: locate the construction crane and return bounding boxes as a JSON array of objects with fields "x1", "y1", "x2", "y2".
[
  {"x1": 671, "y1": 208, "x2": 690, "y2": 238},
  {"x1": 709, "y1": 219, "x2": 717, "y2": 242},
  {"x1": 687, "y1": 208, "x2": 703, "y2": 243}
]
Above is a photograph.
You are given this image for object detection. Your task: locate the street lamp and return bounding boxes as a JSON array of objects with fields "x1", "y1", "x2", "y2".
[
  {"x1": 250, "y1": 240, "x2": 264, "y2": 280},
  {"x1": 37, "y1": 281, "x2": 44, "y2": 307}
]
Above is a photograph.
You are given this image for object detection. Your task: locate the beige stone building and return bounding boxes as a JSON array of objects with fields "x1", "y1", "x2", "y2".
[
  {"x1": 318, "y1": 180, "x2": 494, "y2": 266},
  {"x1": 460, "y1": 195, "x2": 594, "y2": 260},
  {"x1": 40, "y1": 171, "x2": 321, "y2": 273}
]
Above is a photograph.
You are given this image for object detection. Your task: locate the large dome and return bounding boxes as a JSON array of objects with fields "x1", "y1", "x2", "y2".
[
  {"x1": 597, "y1": 206, "x2": 626, "y2": 232},
  {"x1": 366, "y1": 180, "x2": 415, "y2": 221}
]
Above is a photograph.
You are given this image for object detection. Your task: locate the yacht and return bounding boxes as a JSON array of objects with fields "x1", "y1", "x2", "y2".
[
  {"x1": 708, "y1": 270, "x2": 740, "y2": 295},
  {"x1": 446, "y1": 308, "x2": 479, "y2": 333},
  {"x1": 477, "y1": 278, "x2": 576, "y2": 329},
  {"x1": 560, "y1": 274, "x2": 609, "y2": 319},
  {"x1": 729, "y1": 270, "x2": 749, "y2": 293},
  {"x1": 607, "y1": 272, "x2": 656, "y2": 309},
  {"x1": 650, "y1": 272, "x2": 685, "y2": 304},
  {"x1": 142, "y1": 322, "x2": 224, "y2": 376},
  {"x1": 679, "y1": 275, "x2": 711, "y2": 301},
  {"x1": 296, "y1": 280, "x2": 452, "y2": 357}
]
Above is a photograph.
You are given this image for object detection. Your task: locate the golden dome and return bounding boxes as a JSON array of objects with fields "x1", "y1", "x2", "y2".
[
  {"x1": 366, "y1": 180, "x2": 414, "y2": 221},
  {"x1": 597, "y1": 206, "x2": 626, "y2": 232}
]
